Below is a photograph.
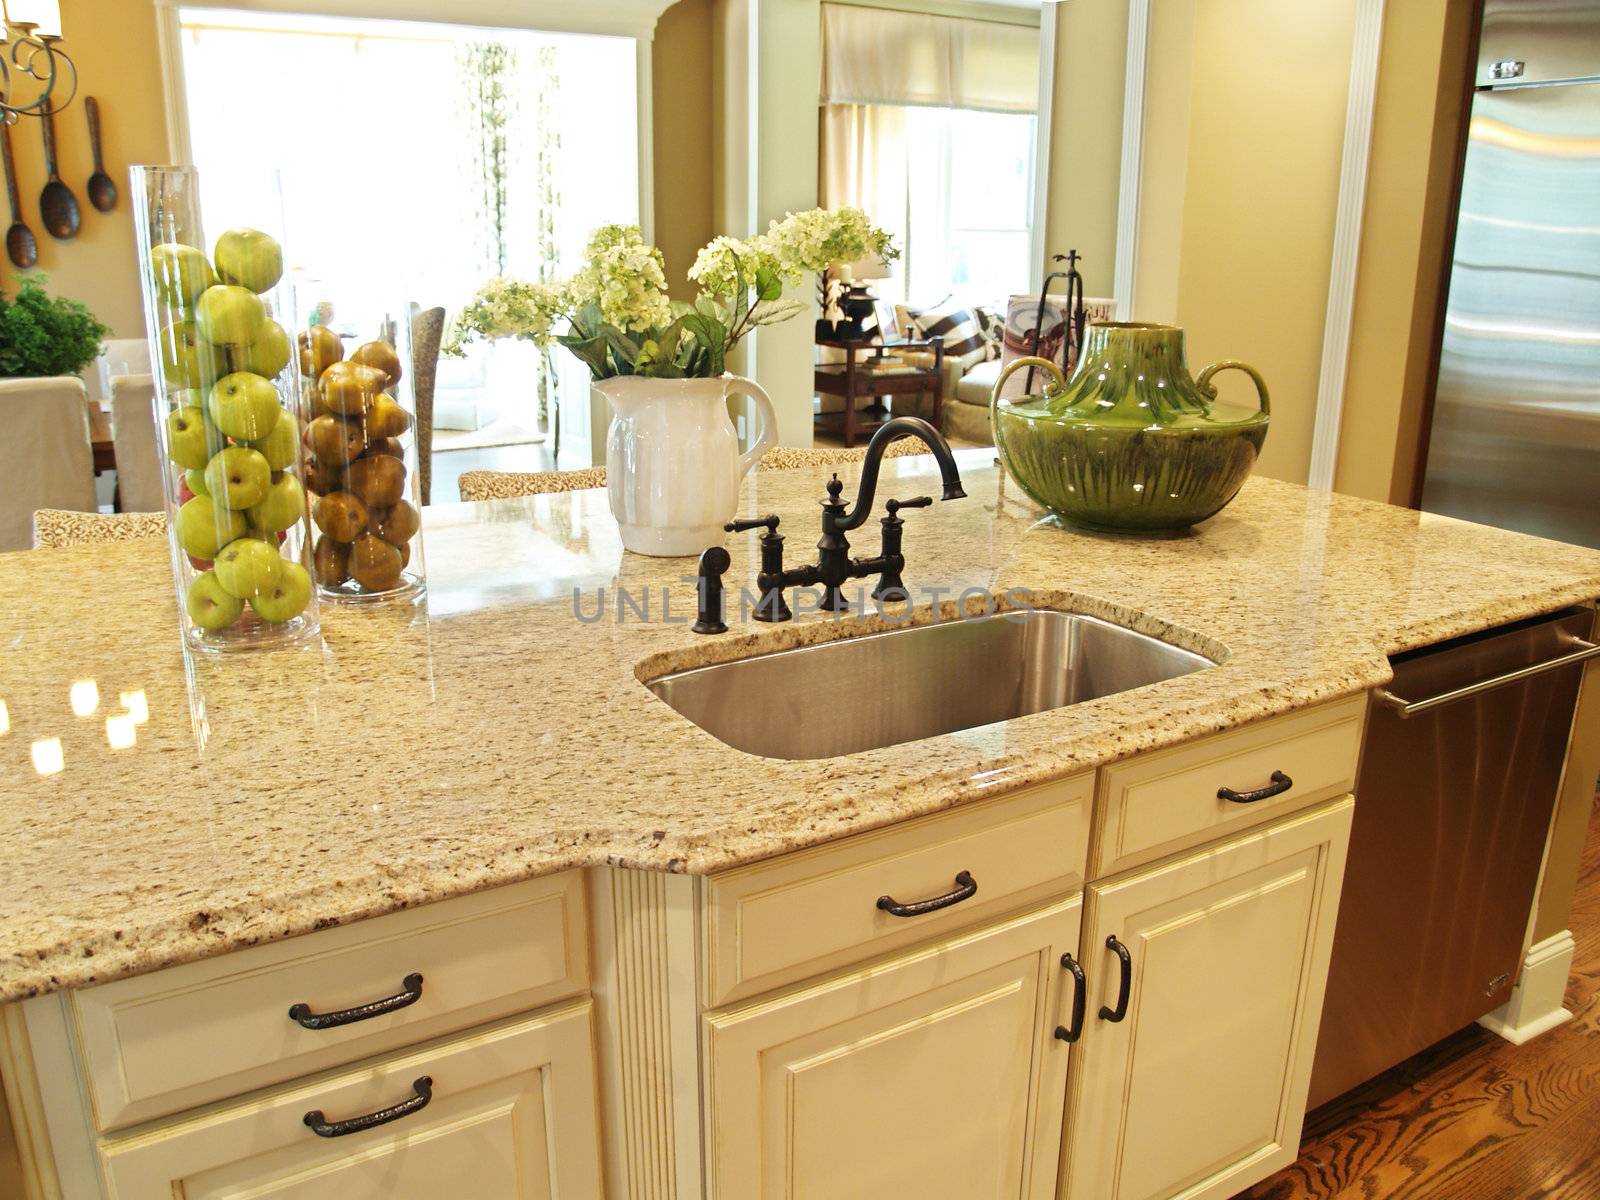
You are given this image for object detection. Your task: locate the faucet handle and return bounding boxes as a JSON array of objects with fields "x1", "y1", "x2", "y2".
[
  {"x1": 885, "y1": 496, "x2": 933, "y2": 517},
  {"x1": 726, "y1": 513, "x2": 780, "y2": 534}
]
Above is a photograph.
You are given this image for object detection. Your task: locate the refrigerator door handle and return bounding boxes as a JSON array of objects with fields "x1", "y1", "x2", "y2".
[{"x1": 1374, "y1": 638, "x2": 1600, "y2": 718}]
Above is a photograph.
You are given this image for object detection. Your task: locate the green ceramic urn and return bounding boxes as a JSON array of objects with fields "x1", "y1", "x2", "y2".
[{"x1": 991, "y1": 322, "x2": 1269, "y2": 532}]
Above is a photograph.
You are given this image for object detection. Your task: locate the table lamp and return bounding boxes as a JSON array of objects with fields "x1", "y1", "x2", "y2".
[{"x1": 837, "y1": 252, "x2": 890, "y2": 339}]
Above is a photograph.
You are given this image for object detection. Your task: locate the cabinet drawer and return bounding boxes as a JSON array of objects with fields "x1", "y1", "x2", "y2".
[
  {"x1": 72, "y1": 871, "x2": 588, "y2": 1131},
  {"x1": 1091, "y1": 695, "x2": 1365, "y2": 878},
  {"x1": 98, "y1": 1000, "x2": 604, "y2": 1200},
  {"x1": 704, "y1": 773, "x2": 1092, "y2": 1006}
]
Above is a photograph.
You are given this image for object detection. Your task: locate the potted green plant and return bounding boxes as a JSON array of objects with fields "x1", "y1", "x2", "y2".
[
  {"x1": 447, "y1": 208, "x2": 896, "y2": 555},
  {"x1": 0, "y1": 276, "x2": 109, "y2": 379}
]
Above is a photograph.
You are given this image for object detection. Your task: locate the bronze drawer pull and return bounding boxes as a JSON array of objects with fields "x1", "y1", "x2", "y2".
[
  {"x1": 1100, "y1": 936, "x2": 1132, "y2": 1022},
  {"x1": 1217, "y1": 771, "x2": 1293, "y2": 804},
  {"x1": 288, "y1": 973, "x2": 424, "y2": 1030},
  {"x1": 876, "y1": 870, "x2": 977, "y2": 917},
  {"x1": 304, "y1": 1076, "x2": 432, "y2": 1138},
  {"x1": 1054, "y1": 953, "x2": 1087, "y2": 1043}
]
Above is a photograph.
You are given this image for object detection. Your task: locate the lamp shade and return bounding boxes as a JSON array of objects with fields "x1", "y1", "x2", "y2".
[
  {"x1": 4, "y1": 0, "x2": 61, "y2": 36},
  {"x1": 843, "y1": 252, "x2": 891, "y2": 282}
]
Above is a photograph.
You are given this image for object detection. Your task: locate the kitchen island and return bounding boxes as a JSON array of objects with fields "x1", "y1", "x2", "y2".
[{"x1": 2, "y1": 450, "x2": 1598, "y2": 1198}]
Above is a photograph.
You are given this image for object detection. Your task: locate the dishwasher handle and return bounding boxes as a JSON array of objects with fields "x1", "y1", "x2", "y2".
[{"x1": 1374, "y1": 638, "x2": 1600, "y2": 719}]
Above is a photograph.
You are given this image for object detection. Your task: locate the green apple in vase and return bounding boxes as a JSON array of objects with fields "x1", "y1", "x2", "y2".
[
  {"x1": 213, "y1": 228, "x2": 283, "y2": 295},
  {"x1": 203, "y1": 445, "x2": 272, "y2": 510},
  {"x1": 248, "y1": 409, "x2": 299, "y2": 471},
  {"x1": 247, "y1": 472, "x2": 305, "y2": 534},
  {"x1": 195, "y1": 284, "x2": 267, "y2": 347},
  {"x1": 208, "y1": 372, "x2": 281, "y2": 442},
  {"x1": 158, "y1": 320, "x2": 226, "y2": 391},
  {"x1": 214, "y1": 537, "x2": 284, "y2": 600},
  {"x1": 165, "y1": 404, "x2": 220, "y2": 471},
  {"x1": 149, "y1": 243, "x2": 216, "y2": 310},
  {"x1": 186, "y1": 570, "x2": 245, "y2": 631},
  {"x1": 231, "y1": 319, "x2": 292, "y2": 380},
  {"x1": 250, "y1": 560, "x2": 312, "y2": 623},
  {"x1": 177, "y1": 495, "x2": 247, "y2": 561}
]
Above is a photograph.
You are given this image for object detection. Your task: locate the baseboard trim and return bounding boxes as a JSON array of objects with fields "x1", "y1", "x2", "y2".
[{"x1": 1478, "y1": 930, "x2": 1576, "y2": 1046}]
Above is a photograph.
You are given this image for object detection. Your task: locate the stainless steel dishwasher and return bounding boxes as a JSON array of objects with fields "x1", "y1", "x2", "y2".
[{"x1": 1308, "y1": 606, "x2": 1599, "y2": 1108}]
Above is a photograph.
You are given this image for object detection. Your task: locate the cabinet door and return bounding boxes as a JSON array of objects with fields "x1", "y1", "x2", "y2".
[
  {"x1": 1062, "y1": 797, "x2": 1353, "y2": 1200},
  {"x1": 100, "y1": 1001, "x2": 604, "y2": 1200},
  {"x1": 705, "y1": 895, "x2": 1084, "y2": 1200}
]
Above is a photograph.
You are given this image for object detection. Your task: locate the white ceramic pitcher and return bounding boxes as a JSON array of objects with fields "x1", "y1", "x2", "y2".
[{"x1": 597, "y1": 373, "x2": 778, "y2": 557}]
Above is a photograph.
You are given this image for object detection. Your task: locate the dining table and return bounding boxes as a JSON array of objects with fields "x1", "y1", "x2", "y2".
[{"x1": 88, "y1": 398, "x2": 116, "y2": 474}]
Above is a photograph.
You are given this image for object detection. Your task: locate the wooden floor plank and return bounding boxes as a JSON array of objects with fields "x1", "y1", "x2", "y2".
[{"x1": 1234, "y1": 794, "x2": 1600, "y2": 1200}]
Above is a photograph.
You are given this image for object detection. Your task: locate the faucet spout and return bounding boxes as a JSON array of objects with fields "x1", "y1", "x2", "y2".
[{"x1": 835, "y1": 416, "x2": 965, "y2": 533}]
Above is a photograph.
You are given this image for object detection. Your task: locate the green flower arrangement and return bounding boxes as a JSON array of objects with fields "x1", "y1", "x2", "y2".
[
  {"x1": 447, "y1": 207, "x2": 896, "y2": 379},
  {"x1": 0, "y1": 276, "x2": 109, "y2": 379}
]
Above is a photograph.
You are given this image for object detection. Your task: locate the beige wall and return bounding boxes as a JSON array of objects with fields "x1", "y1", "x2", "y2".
[
  {"x1": 1335, "y1": 0, "x2": 1477, "y2": 504},
  {"x1": 9, "y1": 1, "x2": 169, "y2": 340},
  {"x1": 1136, "y1": 0, "x2": 1358, "y2": 485},
  {"x1": 653, "y1": 0, "x2": 715, "y2": 299},
  {"x1": 1042, "y1": 0, "x2": 1126, "y2": 298}
]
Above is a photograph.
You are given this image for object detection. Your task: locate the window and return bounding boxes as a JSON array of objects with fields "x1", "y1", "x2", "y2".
[
  {"x1": 903, "y1": 107, "x2": 1037, "y2": 307},
  {"x1": 175, "y1": 8, "x2": 639, "y2": 431}
]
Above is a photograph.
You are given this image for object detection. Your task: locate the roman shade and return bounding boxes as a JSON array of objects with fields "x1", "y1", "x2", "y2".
[{"x1": 820, "y1": 3, "x2": 1040, "y2": 115}]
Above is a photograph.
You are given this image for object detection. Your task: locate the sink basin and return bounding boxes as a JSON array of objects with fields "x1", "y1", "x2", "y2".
[{"x1": 645, "y1": 609, "x2": 1214, "y2": 760}]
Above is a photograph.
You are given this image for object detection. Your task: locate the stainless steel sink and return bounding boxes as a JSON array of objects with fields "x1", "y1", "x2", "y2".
[{"x1": 645, "y1": 609, "x2": 1214, "y2": 760}]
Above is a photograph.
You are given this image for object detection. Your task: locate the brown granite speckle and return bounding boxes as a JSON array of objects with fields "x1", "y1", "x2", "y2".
[{"x1": 1, "y1": 454, "x2": 1598, "y2": 1002}]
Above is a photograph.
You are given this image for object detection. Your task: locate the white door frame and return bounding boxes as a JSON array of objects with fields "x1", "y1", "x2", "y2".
[
  {"x1": 1111, "y1": 0, "x2": 1387, "y2": 489},
  {"x1": 151, "y1": 0, "x2": 668, "y2": 243}
]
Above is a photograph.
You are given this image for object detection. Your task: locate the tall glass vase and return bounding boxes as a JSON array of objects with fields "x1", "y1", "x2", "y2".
[{"x1": 131, "y1": 165, "x2": 321, "y2": 651}]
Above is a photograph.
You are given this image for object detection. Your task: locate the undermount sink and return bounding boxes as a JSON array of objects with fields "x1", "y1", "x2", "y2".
[{"x1": 645, "y1": 609, "x2": 1215, "y2": 760}]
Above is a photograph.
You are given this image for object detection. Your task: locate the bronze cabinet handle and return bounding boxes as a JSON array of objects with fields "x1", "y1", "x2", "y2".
[
  {"x1": 1100, "y1": 936, "x2": 1132, "y2": 1022},
  {"x1": 1217, "y1": 771, "x2": 1293, "y2": 804},
  {"x1": 288, "y1": 973, "x2": 424, "y2": 1030},
  {"x1": 304, "y1": 1076, "x2": 432, "y2": 1138},
  {"x1": 1054, "y1": 953, "x2": 1087, "y2": 1043},
  {"x1": 877, "y1": 870, "x2": 978, "y2": 917}
]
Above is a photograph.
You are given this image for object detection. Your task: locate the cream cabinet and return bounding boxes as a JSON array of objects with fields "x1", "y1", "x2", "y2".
[
  {"x1": 98, "y1": 1002, "x2": 603, "y2": 1199},
  {"x1": 703, "y1": 894, "x2": 1084, "y2": 1200},
  {"x1": 1060, "y1": 797, "x2": 1354, "y2": 1200}
]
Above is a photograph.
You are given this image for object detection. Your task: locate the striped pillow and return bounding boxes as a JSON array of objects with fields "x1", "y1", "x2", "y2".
[{"x1": 906, "y1": 300, "x2": 989, "y2": 372}]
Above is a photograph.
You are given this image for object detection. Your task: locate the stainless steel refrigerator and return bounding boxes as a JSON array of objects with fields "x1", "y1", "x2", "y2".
[{"x1": 1419, "y1": 0, "x2": 1600, "y2": 549}]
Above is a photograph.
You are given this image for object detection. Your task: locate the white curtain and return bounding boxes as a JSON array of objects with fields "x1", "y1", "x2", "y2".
[{"x1": 820, "y1": 4, "x2": 1039, "y2": 115}]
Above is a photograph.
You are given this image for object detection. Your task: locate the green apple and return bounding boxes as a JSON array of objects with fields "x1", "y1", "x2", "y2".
[
  {"x1": 249, "y1": 560, "x2": 312, "y2": 623},
  {"x1": 149, "y1": 243, "x2": 216, "y2": 309},
  {"x1": 166, "y1": 404, "x2": 219, "y2": 471},
  {"x1": 213, "y1": 228, "x2": 283, "y2": 294},
  {"x1": 195, "y1": 284, "x2": 266, "y2": 346},
  {"x1": 214, "y1": 536, "x2": 284, "y2": 600},
  {"x1": 247, "y1": 471, "x2": 305, "y2": 533},
  {"x1": 185, "y1": 467, "x2": 210, "y2": 496},
  {"x1": 177, "y1": 495, "x2": 248, "y2": 560},
  {"x1": 186, "y1": 570, "x2": 245, "y2": 631},
  {"x1": 207, "y1": 371, "x2": 281, "y2": 441},
  {"x1": 158, "y1": 320, "x2": 226, "y2": 390},
  {"x1": 247, "y1": 408, "x2": 299, "y2": 471},
  {"x1": 233, "y1": 319, "x2": 291, "y2": 380},
  {"x1": 203, "y1": 445, "x2": 272, "y2": 510}
]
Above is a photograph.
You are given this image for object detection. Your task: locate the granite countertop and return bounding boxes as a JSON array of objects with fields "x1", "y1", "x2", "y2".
[{"x1": 3, "y1": 450, "x2": 1599, "y2": 1003}]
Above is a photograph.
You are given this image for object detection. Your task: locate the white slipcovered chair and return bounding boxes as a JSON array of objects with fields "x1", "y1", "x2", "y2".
[
  {"x1": 0, "y1": 377, "x2": 96, "y2": 551},
  {"x1": 109, "y1": 374, "x2": 166, "y2": 513}
]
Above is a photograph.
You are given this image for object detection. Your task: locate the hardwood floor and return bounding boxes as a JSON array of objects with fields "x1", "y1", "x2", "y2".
[{"x1": 1235, "y1": 794, "x2": 1600, "y2": 1199}]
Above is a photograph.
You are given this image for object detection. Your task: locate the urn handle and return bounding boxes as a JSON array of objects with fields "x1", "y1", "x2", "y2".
[
  {"x1": 725, "y1": 374, "x2": 779, "y2": 480},
  {"x1": 991, "y1": 355, "x2": 1065, "y2": 410},
  {"x1": 1195, "y1": 360, "x2": 1270, "y2": 416}
]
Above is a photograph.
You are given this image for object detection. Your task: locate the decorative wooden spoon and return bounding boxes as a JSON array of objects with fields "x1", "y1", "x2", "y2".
[
  {"x1": 1, "y1": 121, "x2": 38, "y2": 268},
  {"x1": 85, "y1": 97, "x2": 116, "y2": 213},
  {"x1": 38, "y1": 107, "x2": 80, "y2": 239}
]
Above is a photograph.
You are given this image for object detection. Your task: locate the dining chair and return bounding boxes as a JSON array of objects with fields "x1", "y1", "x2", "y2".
[
  {"x1": 32, "y1": 508, "x2": 167, "y2": 549},
  {"x1": 95, "y1": 338, "x2": 153, "y2": 403},
  {"x1": 0, "y1": 378, "x2": 98, "y2": 552},
  {"x1": 410, "y1": 305, "x2": 446, "y2": 507},
  {"x1": 108, "y1": 374, "x2": 166, "y2": 513},
  {"x1": 455, "y1": 441, "x2": 930, "y2": 502}
]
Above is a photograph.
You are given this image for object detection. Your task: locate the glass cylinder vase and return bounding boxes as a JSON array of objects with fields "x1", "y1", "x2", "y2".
[
  {"x1": 295, "y1": 295, "x2": 427, "y2": 604},
  {"x1": 131, "y1": 165, "x2": 320, "y2": 651}
]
